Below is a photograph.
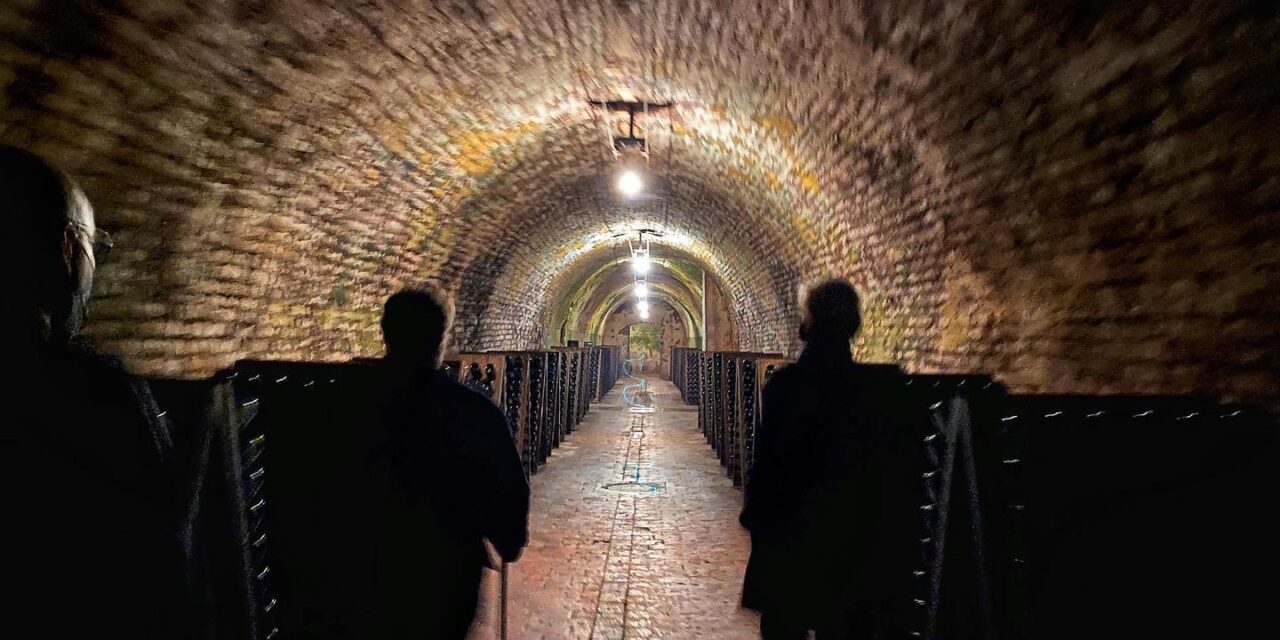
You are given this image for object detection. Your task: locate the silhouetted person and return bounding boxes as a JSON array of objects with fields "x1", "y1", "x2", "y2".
[
  {"x1": 352, "y1": 285, "x2": 530, "y2": 639},
  {"x1": 741, "y1": 280, "x2": 921, "y2": 639},
  {"x1": 0, "y1": 147, "x2": 188, "y2": 636}
]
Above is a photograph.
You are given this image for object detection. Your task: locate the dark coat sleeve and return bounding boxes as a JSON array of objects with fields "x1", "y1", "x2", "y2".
[
  {"x1": 740, "y1": 369, "x2": 797, "y2": 534},
  {"x1": 739, "y1": 367, "x2": 817, "y2": 614},
  {"x1": 472, "y1": 399, "x2": 531, "y2": 563}
]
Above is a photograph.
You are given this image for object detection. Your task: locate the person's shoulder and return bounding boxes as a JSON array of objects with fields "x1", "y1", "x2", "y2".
[
  {"x1": 440, "y1": 380, "x2": 513, "y2": 443},
  {"x1": 64, "y1": 343, "x2": 150, "y2": 395},
  {"x1": 851, "y1": 363, "x2": 905, "y2": 384},
  {"x1": 767, "y1": 361, "x2": 801, "y2": 383},
  {"x1": 65, "y1": 342, "x2": 129, "y2": 376},
  {"x1": 60, "y1": 343, "x2": 163, "y2": 425},
  {"x1": 848, "y1": 363, "x2": 913, "y2": 401},
  {"x1": 436, "y1": 375, "x2": 506, "y2": 419},
  {"x1": 762, "y1": 361, "x2": 804, "y2": 395}
]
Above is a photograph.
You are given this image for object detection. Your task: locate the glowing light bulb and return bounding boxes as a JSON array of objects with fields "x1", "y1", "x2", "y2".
[
  {"x1": 634, "y1": 282, "x2": 649, "y2": 298},
  {"x1": 637, "y1": 300, "x2": 650, "y2": 314},
  {"x1": 618, "y1": 170, "x2": 643, "y2": 197},
  {"x1": 639, "y1": 308, "x2": 650, "y2": 320},
  {"x1": 631, "y1": 255, "x2": 650, "y2": 275}
]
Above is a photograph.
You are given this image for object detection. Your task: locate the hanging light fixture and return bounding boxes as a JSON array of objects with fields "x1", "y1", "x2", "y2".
[
  {"x1": 631, "y1": 254, "x2": 650, "y2": 275},
  {"x1": 629, "y1": 230, "x2": 652, "y2": 275},
  {"x1": 639, "y1": 308, "x2": 650, "y2": 320},
  {"x1": 588, "y1": 99, "x2": 672, "y2": 199},
  {"x1": 634, "y1": 281, "x2": 649, "y2": 298},
  {"x1": 617, "y1": 169, "x2": 643, "y2": 197},
  {"x1": 637, "y1": 299, "x2": 650, "y2": 314}
]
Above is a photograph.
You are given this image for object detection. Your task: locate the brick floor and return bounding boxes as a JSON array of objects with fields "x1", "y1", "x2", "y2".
[{"x1": 472, "y1": 376, "x2": 760, "y2": 639}]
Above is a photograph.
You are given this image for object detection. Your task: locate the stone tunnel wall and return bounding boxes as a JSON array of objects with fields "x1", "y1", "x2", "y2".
[{"x1": 1, "y1": 1, "x2": 1276, "y2": 404}]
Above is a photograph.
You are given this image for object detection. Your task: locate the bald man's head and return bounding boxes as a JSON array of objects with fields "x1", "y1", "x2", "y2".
[
  {"x1": 799, "y1": 279, "x2": 862, "y2": 343},
  {"x1": 382, "y1": 284, "x2": 454, "y2": 368},
  {"x1": 1, "y1": 146, "x2": 98, "y2": 347}
]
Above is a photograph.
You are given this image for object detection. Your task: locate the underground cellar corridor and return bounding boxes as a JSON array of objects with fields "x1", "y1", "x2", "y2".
[
  {"x1": 2, "y1": 1, "x2": 1278, "y2": 639},
  {"x1": 470, "y1": 376, "x2": 757, "y2": 640}
]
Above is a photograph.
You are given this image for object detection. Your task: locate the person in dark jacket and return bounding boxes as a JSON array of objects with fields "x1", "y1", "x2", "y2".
[
  {"x1": 741, "y1": 279, "x2": 923, "y2": 639},
  {"x1": 353, "y1": 285, "x2": 531, "y2": 639},
  {"x1": 0, "y1": 146, "x2": 189, "y2": 637}
]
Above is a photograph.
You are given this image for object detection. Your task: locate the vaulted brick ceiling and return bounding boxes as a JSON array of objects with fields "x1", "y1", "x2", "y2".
[
  {"x1": 546, "y1": 253, "x2": 708, "y2": 348},
  {"x1": 2, "y1": 1, "x2": 1276, "y2": 402}
]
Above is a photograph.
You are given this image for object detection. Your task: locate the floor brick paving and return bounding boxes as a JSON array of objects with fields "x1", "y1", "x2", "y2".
[{"x1": 472, "y1": 377, "x2": 760, "y2": 639}]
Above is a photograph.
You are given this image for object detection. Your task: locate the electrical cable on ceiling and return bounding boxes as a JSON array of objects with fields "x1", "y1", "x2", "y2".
[
  {"x1": 649, "y1": 0, "x2": 661, "y2": 88},
  {"x1": 663, "y1": 114, "x2": 675, "y2": 230}
]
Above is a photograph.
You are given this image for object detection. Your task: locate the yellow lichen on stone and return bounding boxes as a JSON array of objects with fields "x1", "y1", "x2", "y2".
[
  {"x1": 372, "y1": 120, "x2": 411, "y2": 155},
  {"x1": 798, "y1": 170, "x2": 821, "y2": 194},
  {"x1": 755, "y1": 115, "x2": 798, "y2": 139}
]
